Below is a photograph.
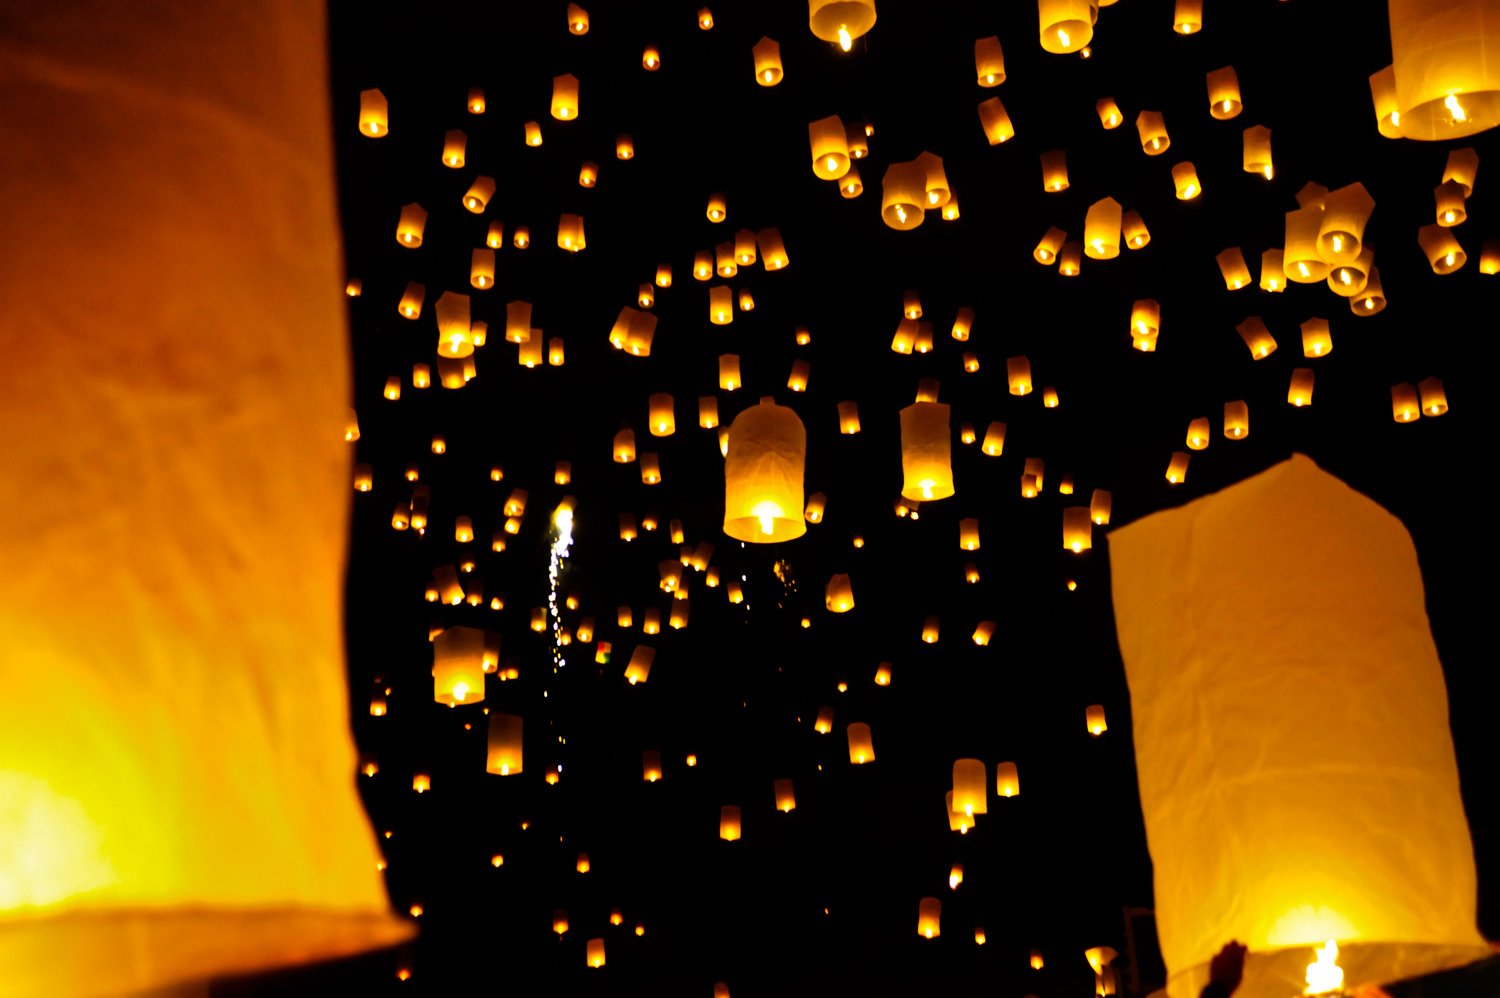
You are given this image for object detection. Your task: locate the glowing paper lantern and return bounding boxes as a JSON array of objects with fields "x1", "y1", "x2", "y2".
[
  {"x1": 1216, "y1": 248, "x2": 1252, "y2": 290},
  {"x1": 1418, "y1": 224, "x2": 1467, "y2": 273},
  {"x1": 1109, "y1": 455, "x2": 1490, "y2": 997},
  {"x1": 810, "y1": 115, "x2": 851, "y2": 180},
  {"x1": 753, "y1": 36, "x2": 783, "y2": 85},
  {"x1": 1443, "y1": 146, "x2": 1479, "y2": 195},
  {"x1": 1007, "y1": 356, "x2": 1033, "y2": 395},
  {"x1": 433, "y1": 626, "x2": 486, "y2": 706},
  {"x1": 1206, "y1": 66, "x2": 1241, "y2": 118},
  {"x1": 882, "y1": 160, "x2": 926, "y2": 230},
  {"x1": 723, "y1": 398, "x2": 807, "y2": 543},
  {"x1": 1097, "y1": 97, "x2": 1123, "y2": 128},
  {"x1": 720, "y1": 805, "x2": 742, "y2": 841},
  {"x1": 996, "y1": 761, "x2": 1020, "y2": 797},
  {"x1": 358, "y1": 87, "x2": 388, "y2": 136},
  {"x1": 952, "y1": 759, "x2": 988, "y2": 816},
  {"x1": 1317, "y1": 182, "x2": 1374, "y2": 264},
  {"x1": 586, "y1": 938, "x2": 605, "y2": 968},
  {"x1": 1085, "y1": 704, "x2": 1108, "y2": 735},
  {"x1": 1171, "y1": 162, "x2": 1201, "y2": 199},
  {"x1": 972, "y1": 96, "x2": 1014, "y2": 146},
  {"x1": 624, "y1": 645, "x2": 655, "y2": 685},
  {"x1": 486, "y1": 712, "x2": 523, "y2": 775},
  {"x1": 918, "y1": 897, "x2": 942, "y2": 938},
  {"x1": 1300, "y1": 318, "x2": 1333, "y2": 358},
  {"x1": 1284, "y1": 206, "x2": 1330, "y2": 283},
  {"x1": 396, "y1": 202, "x2": 427, "y2": 246},
  {"x1": 1418, "y1": 375, "x2": 1449, "y2": 415},
  {"x1": 775, "y1": 778, "x2": 797, "y2": 811},
  {"x1": 899, "y1": 401, "x2": 953, "y2": 501},
  {"x1": 1173, "y1": 0, "x2": 1202, "y2": 33},
  {"x1": 1288, "y1": 368, "x2": 1314, "y2": 406},
  {"x1": 1392, "y1": 383, "x2": 1422, "y2": 423},
  {"x1": 826, "y1": 574, "x2": 855, "y2": 612},
  {"x1": 1243, "y1": 125, "x2": 1273, "y2": 178},
  {"x1": 1369, "y1": 66, "x2": 1402, "y2": 138},
  {"x1": 1040, "y1": 149, "x2": 1069, "y2": 192},
  {"x1": 1137, "y1": 110, "x2": 1170, "y2": 154},
  {"x1": 975, "y1": 36, "x2": 1005, "y2": 85},
  {"x1": 1062, "y1": 508, "x2": 1093, "y2": 553},
  {"x1": 1388, "y1": 0, "x2": 1500, "y2": 140},
  {"x1": 0, "y1": 4, "x2": 411, "y2": 990},
  {"x1": 567, "y1": 3, "x2": 588, "y2": 33},
  {"x1": 847, "y1": 722, "x2": 875, "y2": 763},
  {"x1": 1084, "y1": 197, "x2": 1121, "y2": 259},
  {"x1": 1435, "y1": 179, "x2": 1467, "y2": 225},
  {"x1": 809, "y1": 0, "x2": 877, "y2": 50},
  {"x1": 1123, "y1": 210, "x2": 1151, "y2": 248},
  {"x1": 1038, "y1": 0, "x2": 1092, "y2": 54},
  {"x1": 1033, "y1": 226, "x2": 1066, "y2": 263}
]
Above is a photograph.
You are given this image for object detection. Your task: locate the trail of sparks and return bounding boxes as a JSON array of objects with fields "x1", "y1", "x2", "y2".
[{"x1": 549, "y1": 505, "x2": 573, "y2": 676}]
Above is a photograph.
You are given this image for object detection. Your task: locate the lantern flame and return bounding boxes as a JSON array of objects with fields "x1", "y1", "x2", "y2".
[
  {"x1": 1305, "y1": 940, "x2": 1344, "y2": 995},
  {"x1": 837, "y1": 25, "x2": 851, "y2": 50},
  {"x1": 1445, "y1": 93, "x2": 1468, "y2": 123}
]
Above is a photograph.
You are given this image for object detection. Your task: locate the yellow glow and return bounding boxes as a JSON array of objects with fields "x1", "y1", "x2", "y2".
[
  {"x1": 1304, "y1": 940, "x2": 1344, "y2": 994},
  {"x1": 1445, "y1": 93, "x2": 1468, "y2": 123},
  {"x1": 1058, "y1": 27, "x2": 1070, "y2": 47},
  {"x1": 838, "y1": 25, "x2": 851, "y2": 50}
]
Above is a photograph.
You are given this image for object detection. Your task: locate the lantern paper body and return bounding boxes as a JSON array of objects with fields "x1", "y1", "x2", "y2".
[
  {"x1": 0, "y1": 2, "x2": 411, "y2": 993},
  {"x1": 899, "y1": 402, "x2": 954, "y2": 502},
  {"x1": 1108, "y1": 455, "x2": 1488, "y2": 998},
  {"x1": 487, "y1": 712, "x2": 523, "y2": 775},
  {"x1": 1389, "y1": 0, "x2": 1500, "y2": 140},
  {"x1": 724, "y1": 399, "x2": 808, "y2": 542},
  {"x1": 432, "y1": 626, "x2": 486, "y2": 705}
]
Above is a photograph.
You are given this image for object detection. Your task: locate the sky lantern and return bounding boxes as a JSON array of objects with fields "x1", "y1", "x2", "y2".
[
  {"x1": 952, "y1": 758, "x2": 988, "y2": 816},
  {"x1": 486, "y1": 712, "x2": 523, "y2": 775},
  {"x1": 917, "y1": 897, "x2": 942, "y2": 938},
  {"x1": 441, "y1": 128, "x2": 466, "y2": 167},
  {"x1": 1317, "y1": 182, "x2": 1374, "y2": 263},
  {"x1": 1171, "y1": 162, "x2": 1201, "y2": 199},
  {"x1": 550, "y1": 73, "x2": 579, "y2": 120},
  {"x1": 1443, "y1": 146, "x2": 1479, "y2": 195},
  {"x1": 1418, "y1": 223, "x2": 1467, "y2": 272},
  {"x1": 1040, "y1": 149, "x2": 1069, "y2": 192},
  {"x1": 809, "y1": 0, "x2": 877, "y2": 51},
  {"x1": 881, "y1": 160, "x2": 926, "y2": 229},
  {"x1": 1418, "y1": 376, "x2": 1449, "y2": 415},
  {"x1": 566, "y1": 3, "x2": 588, "y2": 33},
  {"x1": 1033, "y1": 226, "x2": 1066, "y2": 263},
  {"x1": 395, "y1": 202, "x2": 427, "y2": 246},
  {"x1": 1084, "y1": 197, "x2": 1122, "y2": 259},
  {"x1": 847, "y1": 722, "x2": 875, "y2": 763},
  {"x1": 825, "y1": 574, "x2": 855, "y2": 612},
  {"x1": 1136, "y1": 110, "x2": 1170, "y2": 154},
  {"x1": 435, "y1": 291, "x2": 473, "y2": 358},
  {"x1": 1216, "y1": 248, "x2": 1252, "y2": 289},
  {"x1": 1097, "y1": 97, "x2": 1123, "y2": 128},
  {"x1": 432, "y1": 626, "x2": 486, "y2": 706},
  {"x1": 1007, "y1": 356, "x2": 1033, "y2": 395},
  {"x1": 1123, "y1": 209, "x2": 1151, "y2": 248},
  {"x1": 0, "y1": 5, "x2": 412, "y2": 990},
  {"x1": 1242, "y1": 125, "x2": 1273, "y2": 178},
  {"x1": 1085, "y1": 704, "x2": 1108, "y2": 735},
  {"x1": 1368, "y1": 65, "x2": 1402, "y2": 137},
  {"x1": 1186, "y1": 418, "x2": 1211, "y2": 450},
  {"x1": 1206, "y1": 66, "x2": 1241, "y2": 117},
  {"x1": 1435, "y1": 179, "x2": 1467, "y2": 225},
  {"x1": 899, "y1": 399, "x2": 953, "y2": 501},
  {"x1": 1038, "y1": 0, "x2": 1092, "y2": 53},
  {"x1": 1284, "y1": 206, "x2": 1330, "y2": 283},
  {"x1": 358, "y1": 87, "x2": 388, "y2": 136},
  {"x1": 723, "y1": 398, "x2": 807, "y2": 543},
  {"x1": 978, "y1": 96, "x2": 1015, "y2": 144},
  {"x1": 1110, "y1": 456, "x2": 1490, "y2": 997},
  {"x1": 753, "y1": 36, "x2": 783, "y2": 85},
  {"x1": 1392, "y1": 383, "x2": 1421, "y2": 423},
  {"x1": 720, "y1": 805, "x2": 742, "y2": 841},
  {"x1": 1388, "y1": 0, "x2": 1500, "y2": 139},
  {"x1": 586, "y1": 938, "x2": 605, "y2": 968},
  {"x1": 1288, "y1": 368, "x2": 1315, "y2": 407},
  {"x1": 624, "y1": 645, "x2": 655, "y2": 685},
  {"x1": 996, "y1": 761, "x2": 1020, "y2": 797},
  {"x1": 1300, "y1": 318, "x2": 1333, "y2": 358},
  {"x1": 1062, "y1": 507, "x2": 1092, "y2": 552},
  {"x1": 1173, "y1": 0, "x2": 1203, "y2": 33},
  {"x1": 975, "y1": 36, "x2": 1005, "y2": 85}
]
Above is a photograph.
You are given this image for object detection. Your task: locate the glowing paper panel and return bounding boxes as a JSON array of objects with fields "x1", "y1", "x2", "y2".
[
  {"x1": 0, "y1": 0, "x2": 411, "y2": 993},
  {"x1": 1109, "y1": 455, "x2": 1487, "y2": 997}
]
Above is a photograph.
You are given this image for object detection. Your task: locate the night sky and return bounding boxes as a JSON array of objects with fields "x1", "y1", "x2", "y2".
[{"x1": 226, "y1": 1, "x2": 1496, "y2": 992}]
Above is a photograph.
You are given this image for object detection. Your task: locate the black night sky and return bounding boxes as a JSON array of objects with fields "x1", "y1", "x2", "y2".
[{"x1": 225, "y1": 1, "x2": 1497, "y2": 993}]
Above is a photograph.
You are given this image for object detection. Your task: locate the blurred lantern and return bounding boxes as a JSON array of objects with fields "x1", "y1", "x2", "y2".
[
  {"x1": 848, "y1": 722, "x2": 875, "y2": 763},
  {"x1": 996, "y1": 761, "x2": 1020, "y2": 797},
  {"x1": 841, "y1": 164, "x2": 864, "y2": 197},
  {"x1": 1166, "y1": 452, "x2": 1190, "y2": 484},
  {"x1": 949, "y1": 864, "x2": 964, "y2": 890},
  {"x1": 613, "y1": 428, "x2": 636, "y2": 463},
  {"x1": 1301, "y1": 318, "x2": 1333, "y2": 358},
  {"x1": 1041, "y1": 149, "x2": 1069, "y2": 192},
  {"x1": 922, "y1": 617, "x2": 941, "y2": 643},
  {"x1": 718, "y1": 355, "x2": 741, "y2": 391},
  {"x1": 720, "y1": 806, "x2": 742, "y2": 841},
  {"x1": 1444, "y1": 146, "x2": 1480, "y2": 195},
  {"x1": 1085, "y1": 197, "x2": 1122, "y2": 258},
  {"x1": 788, "y1": 358, "x2": 810, "y2": 391},
  {"x1": 642, "y1": 46, "x2": 660, "y2": 70},
  {"x1": 557, "y1": 213, "x2": 585, "y2": 251},
  {"x1": 396, "y1": 202, "x2": 427, "y2": 246},
  {"x1": 1388, "y1": 0, "x2": 1500, "y2": 139},
  {"x1": 1392, "y1": 383, "x2": 1421, "y2": 423},
  {"x1": 524, "y1": 121, "x2": 542, "y2": 146},
  {"x1": 1288, "y1": 368, "x2": 1315, "y2": 407},
  {"x1": 1206, "y1": 66, "x2": 1241, "y2": 117},
  {"x1": 759, "y1": 228, "x2": 790, "y2": 269},
  {"x1": 918, "y1": 898, "x2": 942, "y2": 938},
  {"x1": 947, "y1": 792, "x2": 975, "y2": 834},
  {"x1": 642, "y1": 750, "x2": 663, "y2": 782},
  {"x1": 486, "y1": 712, "x2": 523, "y2": 775},
  {"x1": 486, "y1": 221, "x2": 504, "y2": 248},
  {"x1": 972, "y1": 621, "x2": 996, "y2": 645},
  {"x1": 471, "y1": 249, "x2": 495, "y2": 289},
  {"x1": 978, "y1": 96, "x2": 1016, "y2": 144},
  {"x1": 838, "y1": 400, "x2": 862, "y2": 434},
  {"x1": 435, "y1": 291, "x2": 473, "y2": 358},
  {"x1": 899, "y1": 400, "x2": 953, "y2": 501},
  {"x1": 586, "y1": 939, "x2": 605, "y2": 969},
  {"x1": 809, "y1": 0, "x2": 877, "y2": 50},
  {"x1": 775, "y1": 778, "x2": 797, "y2": 812},
  {"x1": 1418, "y1": 376, "x2": 1449, "y2": 415},
  {"x1": 648, "y1": 393, "x2": 676, "y2": 436},
  {"x1": 805, "y1": 492, "x2": 827, "y2": 522},
  {"x1": 1097, "y1": 97, "x2": 1124, "y2": 128},
  {"x1": 1038, "y1": 0, "x2": 1092, "y2": 53},
  {"x1": 952, "y1": 307, "x2": 974, "y2": 341},
  {"x1": 826, "y1": 574, "x2": 855, "y2": 612},
  {"x1": 815, "y1": 707, "x2": 835, "y2": 734},
  {"x1": 976, "y1": 36, "x2": 1005, "y2": 85},
  {"x1": 1109, "y1": 455, "x2": 1491, "y2": 997},
  {"x1": 1172, "y1": 162, "x2": 1202, "y2": 199},
  {"x1": 753, "y1": 36, "x2": 783, "y2": 85},
  {"x1": 616, "y1": 134, "x2": 634, "y2": 159},
  {"x1": 723, "y1": 398, "x2": 808, "y2": 542},
  {"x1": 431, "y1": 615, "x2": 486, "y2": 703},
  {"x1": 1243, "y1": 125, "x2": 1273, "y2": 178},
  {"x1": 624, "y1": 645, "x2": 655, "y2": 685},
  {"x1": 706, "y1": 193, "x2": 726, "y2": 222},
  {"x1": 359, "y1": 87, "x2": 388, "y2": 136},
  {"x1": 1130, "y1": 298, "x2": 1160, "y2": 341},
  {"x1": 882, "y1": 160, "x2": 927, "y2": 230},
  {"x1": 1086, "y1": 704, "x2": 1108, "y2": 735},
  {"x1": 611, "y1": 307, "x2": 657, "y2": 356},
  {"x1": 1217, "y1": 248, "x2": 1252, "y2": 289},
  {"x1": 513, "y1": 224, "x2": 530, "y2": 248},
  {"x1": 1058, "y1": 242, "x2": 1082, "y2": 275},
  {"x1": 1174, "y1": 0, "x2": 1203, "y2": 32},
  {"x1": 1137, "y1": 110, "x2": 1170, "y2": 154},
  {"x1": 709, "y1": 285, "x2": 734, "y2": 324},
  {"x1": 1418, "y1": 224, "x2": 1466, "y2": 273},
  {"x1": 1091, "y1": 489, "x2": 1113, "y2": 524},
  {"x1": 1063, "y1": 507, "x2": 1093, "y2": 553},
  {"x1": 566, "y1": 3, "x2": 588, "y2": 33}
]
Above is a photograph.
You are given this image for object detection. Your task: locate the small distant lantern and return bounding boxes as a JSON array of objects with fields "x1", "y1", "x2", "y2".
[
  {"x1": 1062, "y1": 507, "x2": 1093, "y2": 552},
  {"x1": 918, "y1": 897, "x2": 942, "y2": 938},
  {"x1": 357, "y1": 86, "x2": 389, "y2": 136},
  {"x1": 486, "y1": 711, "x2": 523, "y2": 775},
  {"x1": 1224, "y1": 400, "x2": 1250, "y2": 439},
  {"x1": 586, "y1": 938, "x2": 605, "y2": 968},
  {"x1": 441, "y1": 129, "x2": 467, "y2": 168},
  {"x1": 996, "y1": 761, "x2": 1020, "y2": 798},
  {"x1": 774, "y1": 778, "x2": 796, "y2": 812},
  {"x1": 1136, "y1": 110, "x2": 1170, "y2": 154},
  {"x1": 1260, "y1": 249, "x2": 1286, "y2": 292},
  {"x1": 1166, "y1": 452, "x2": 1190, "y2": 484},
  {"x1": 1186, "y1": 417, "x2": 1211, "y2": 450},
  {"x1": 1216, "y1": 247, "x2": 1252, "y2": 290},
  {"x1": 1033, "y1": 226, "x2": 1066, "y2": 264},
  {"x1": 1287, "y1": 367, "x2": 1315, "y2": 407},
  {"x1": 1418, "y1": 375, "x2": 1448, "y2": 416},
  {"x1": 1391, "y1": 383, "x2": 1421, "y2": 423},
  {"x1": 720, "y1": 805, "x2": 742, "y2": 841},
  {"x1": 462, "y1": 176, "x2": 496, "y2": 213},
  {"x1": 1123, "y1": 210, "x2": 1150, "y2": 249},
  {"x1": 978, "y1": 96, "x2": 1015, "y2": 144},
  {"x1": 1418, "y1": 224, "x2": 1467, "y2": 273},
  {"x1": 838, "y1": 400, "x2": 862, "y2": 434},
  {"x1": 1236, "y1": 317, "x2": 1278, "y2": 360},
  {"x1": 899, "y1": 401, "x2": 953, "y2": 501},
  {"x1": 1097, "y1": 97, "x2": 1123, "y2": 128},
  {"x1": 959, "y1": 518, "x2": 981, "y2": 551},
  {"x1": 624, "y1": 645, "x2": 655, "y2": 685},
  {"x1": 1040, "y1": 149, "x2": 1069, "y2": 192},
  {"x1": 826, "y1": 574, "x2": 855, "y2": 612},
  {"x1": 397, "y1": 281, "x2": 425, "y2": 320},
  {"x1": 881, "y1": 160, "x2": 927, "y2": 230},
  {"x1": 1085, "y1": 704, "x2": 1107, "y2": 735},
  {"x1": 809, "y1": 115, "x2": 851, "y2": 180},
  {"x1": 395, "y1": 202, "x2": 427, "y2": 247},
  {"x1": 1007, "y1": 356, "x2": 1033, "y2": 395},
  {"x1": 1242, "y1": 125, "x2": 1273, "y2": 179},
  {"x1": 1084, "y1": 197, "x2": 1122, "y2": 259},
  {"x1": 1301, "y1": 318, "x2": 1333, "y2": 358},
  {"x1": 648, "y1": 393, "x2": 676, "y2": 436},
  {"x1": 616, "y1": 134, "x2": 634, "y2": 159},
  {"x1": 1171, "y1": 161, "x2": 1202, "y2": 200},
  {"x1": 975, "y1": 36, "x2": 1005, "y2": 85},
  {"x1": 753, "y1": 37, "x2": 784, "y2": 85}
]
